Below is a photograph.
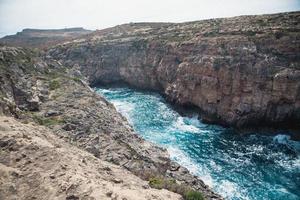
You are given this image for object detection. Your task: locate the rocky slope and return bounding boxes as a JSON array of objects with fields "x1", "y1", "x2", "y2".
[
  {"x1": 0, "y1": 28, "x2": 92, "y2": 49},
  {"x1": 0, "y1": 116, "x2": 182, "y2": 200},
  {"x1": 48, "y1": 11, "x2": 300, "y2": 129},
  {"x1": 0, "y1": 46, "x2": 221, "y2": 199}
]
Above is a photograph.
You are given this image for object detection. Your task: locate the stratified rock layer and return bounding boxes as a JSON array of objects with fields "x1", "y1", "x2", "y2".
[{"x1": 49, "y1": 11, "x2": 300, "y2": 129}]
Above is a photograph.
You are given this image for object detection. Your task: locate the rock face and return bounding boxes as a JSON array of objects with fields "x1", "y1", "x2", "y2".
[
  {"x1": 0, "y1": 28, "x2": 92, "y2": 48},
  {"x1": 0, "y1": 46, "x2": 222, "y2": 199},
  {"x1": 49, "y1": 11, "x2": 300, "y2": 129}
]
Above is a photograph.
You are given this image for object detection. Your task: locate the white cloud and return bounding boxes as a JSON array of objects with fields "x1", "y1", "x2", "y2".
[{"x1": 0, "y1": 0, "x2": 299, "y2": 37}]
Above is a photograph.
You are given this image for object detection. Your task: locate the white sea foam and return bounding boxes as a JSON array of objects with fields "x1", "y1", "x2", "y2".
[
  {"x1": 111, "y1": 100, "x2": 134, "y2": 123},
  {"x1": 167, "y1": 146, "x2": 199, "y2": 173},
  {"x1": 209, "y1": 160, "x2": 222, "y2": 172},
  {"x1": 97, "y1": 88, "x2": 111, "y2": 94},
  {"x1": 216, "y1": 180, "x2": 250, "y2": 200},
  {"x1": 167, "y1": 146, "x2": 214, "y2": 187},
  {"x1": 172, "y1": 117, "x2": 199, "y2": 133},
  {"x1": 167, "y1": 146, "x2": 251, "y2": 199},
  {"x1": 187, "y1": 115, "x2": 202, "y2": 127},
  {"x1": 275, "y1": 156, "x2": 300, "y2": 171},
  {"x1": 273, "y1": 134, "x2": 291, "y2": 144},
  {"x1": 273, "y1": 134, "x2": 300, "y2": 154},
  {"x1": 167, "y1": 146, "x2": 250, "y2": 200},
  {"x1": 98, "y1": 87, "x2": 300, "y2": 200}
]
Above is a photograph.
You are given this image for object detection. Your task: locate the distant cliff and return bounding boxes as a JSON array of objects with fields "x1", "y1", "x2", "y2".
[
  {"x1": 48, "y1": 11, "x2": 300, "y2": 129},
  {"x1": 0, "y1": 28, "x2": 92, "y2": 48}
]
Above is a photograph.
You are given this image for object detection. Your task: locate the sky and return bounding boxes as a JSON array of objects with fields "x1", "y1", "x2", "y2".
[{"x1": 0, "y1": 0, "x2": 300, "y2": 37}]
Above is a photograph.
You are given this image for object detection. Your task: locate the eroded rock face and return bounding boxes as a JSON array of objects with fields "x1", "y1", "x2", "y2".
[
  {"x1": 49, "y1": 11, "x2": 300, "y2": 129},
  {"x1": 0, "y1": 45, "x2": 222, "y2": 199}
]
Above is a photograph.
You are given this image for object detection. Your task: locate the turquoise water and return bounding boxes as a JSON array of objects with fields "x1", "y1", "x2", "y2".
[{"x1": 95, "y1": 87, "x2": 300, "y2": 200}]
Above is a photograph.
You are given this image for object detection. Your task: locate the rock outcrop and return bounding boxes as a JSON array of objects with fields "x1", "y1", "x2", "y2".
[
  {"x1": 0, "y1": 46, "x2": 222, "y2": 199},
  {"x1": 49, "y1": 11, "x2": 300, "y2": 129}
]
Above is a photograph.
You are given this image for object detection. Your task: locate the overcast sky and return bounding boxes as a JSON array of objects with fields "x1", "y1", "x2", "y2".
[{"x1": 0, "y1": 0, "x2": 299, "y2": 37}]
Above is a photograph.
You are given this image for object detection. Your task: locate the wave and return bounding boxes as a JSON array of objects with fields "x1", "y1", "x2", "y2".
[
  {"x1": 273, "y1": 134, "x2": 300, "y2": 154},
  {"x1": 273, "y1": 134, "x2": 291, "y2": 144},
  {"x1": 96, "y1": 86, "x2": 300, "y2": 200},
  {"x1": 167, "y1": 146, "x2": 252, "y2": 199},
  {"x1": 167, "y1": 146, "x2": 215, "y2": 187},
  {"x1": 171, "y1": 117, "x2": 200, "y2": 133},
  {"x1": 111, "y1": 100, "x2": 135, "y2": 123},
  {"x1": 216, "y1": 180, "x2": 250, "y2": 200}
]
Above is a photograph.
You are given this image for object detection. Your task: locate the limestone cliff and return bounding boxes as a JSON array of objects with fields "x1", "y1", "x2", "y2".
[
  {"x1": 0, "y1": 46, "x2": 221, "y2": 199},
  {"x1": 49, "y1": 11, "x2": 300, "y2": 129}
]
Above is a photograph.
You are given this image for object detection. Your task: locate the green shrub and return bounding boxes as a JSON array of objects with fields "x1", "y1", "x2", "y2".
[
  {"x1": 49, "y1": 79, "x2": 60, "y2": 90},
  {"x1": 149, "y1": 177, "x2": 164, "y2": 189},
  {"x1": 148, "y1": 176, "x2": 205, "y2": 200},
  {"x1": 32, "y1": 115, "x2": 64, "y2": 126},
  {"x1": 184, "y1": 190, "x2": 204, "y2": 200},
  {"x1": 149, "y1": 177, "x2": 180, "y2": 191},
  {"x1": 72, "y1": 77, "x2": 81, "y2": 82}
]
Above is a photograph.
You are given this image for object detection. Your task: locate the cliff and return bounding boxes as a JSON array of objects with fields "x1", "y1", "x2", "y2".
[
  {"x1": 0, "y1": 28, "x2": 92, "y2": 49},
  {"x1": 1, "y1": 11, "x2": 300, "y2": 200},
  {"x1": 48, "y1": 11, "x2": 300, "y2": 129},
  {"x1": 0, "y1": 46, "x2": 221, "y2": 199}
]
